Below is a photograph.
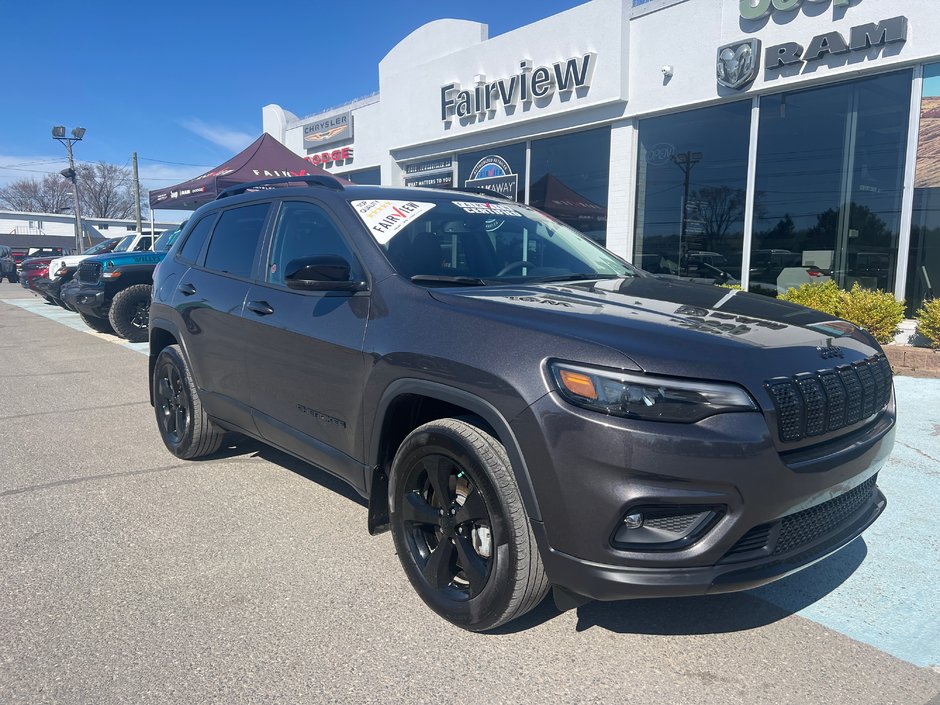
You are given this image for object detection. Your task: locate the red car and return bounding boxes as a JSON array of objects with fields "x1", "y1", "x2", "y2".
[{"x1": 18, "y1": 257, "x2": 56, "y2": 301}]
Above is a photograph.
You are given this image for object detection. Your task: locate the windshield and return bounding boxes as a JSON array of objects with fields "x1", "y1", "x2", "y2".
[
  {"x1": 351, "y1": 198, "x2": 636, "y2": 284},
  {"x1": 84, "y1": 239, "x2": 117, "y2": 255},
  {"x1": 112, "y1": 235, "x2": 135, "y2": 253},
  {"x1": 154, "y1": 226, "x2": 183, "y2": 252}
]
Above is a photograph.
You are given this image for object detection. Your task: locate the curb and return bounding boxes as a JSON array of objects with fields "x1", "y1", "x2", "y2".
[{"x1": 884, "y1": 345, "x2": 940, "y2": 379}]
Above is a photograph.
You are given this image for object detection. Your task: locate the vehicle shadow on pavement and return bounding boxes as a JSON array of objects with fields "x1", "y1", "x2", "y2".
[
  {"x1": 204, "y1": 434, "x2": 368, "y2": 508},
  {"x1": 492, "y1": 537, "x2": 867, "y2": 635}
]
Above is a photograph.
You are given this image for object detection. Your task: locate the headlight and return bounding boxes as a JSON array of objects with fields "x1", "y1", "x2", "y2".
[
  {"x1": 101, "y1": 270, "x2": 121, "y2": 279},
  {"x1": 549, "y1": 361, "x2": 757, "y2": 423}
]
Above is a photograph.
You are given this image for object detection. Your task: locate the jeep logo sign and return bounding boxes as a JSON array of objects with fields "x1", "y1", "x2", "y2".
[{"x1": 740, "y1": 0, "x2": 852, "y2": 21}]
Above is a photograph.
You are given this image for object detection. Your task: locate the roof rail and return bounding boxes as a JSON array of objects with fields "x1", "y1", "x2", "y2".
[
  {"x1": 215, "y1": 175, "x2": 345, "y2": 201},
  {"x1": 449, "y1": 186, "x2": 512, "y2": 201}
]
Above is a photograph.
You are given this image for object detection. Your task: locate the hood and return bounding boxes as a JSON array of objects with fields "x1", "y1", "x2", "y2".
[
  {"x1": 93, "y1": 251, "x2": 167, "y2": 269},
  {"x1": 428, "y1": 276, "x2": 881, "y2": 383}
]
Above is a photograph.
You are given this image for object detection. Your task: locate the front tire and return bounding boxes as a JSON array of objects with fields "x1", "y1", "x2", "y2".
[
  {"x1": 79, "y1": 311, "x2": 114, "y2": 334},
  {"x1": 389, "y1": 418, "x2": 549, "y2": 631},
  {"x1": 152, "y1": 344, "x2": 224, "y2": 459},
  {"x1": 109, "y1": 283, "x2": 151, "y2": 342}
]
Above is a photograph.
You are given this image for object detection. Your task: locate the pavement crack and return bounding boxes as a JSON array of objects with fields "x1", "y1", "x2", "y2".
[
  {"x1": 895, "y1": 440, "x2": 940, "y2": 468},
  {"x1": 1, "y1": 462, "x2": 194, "y2": 498},
  {"x1": 0, "y1": 399, "x2": 149, "y2": 422}
]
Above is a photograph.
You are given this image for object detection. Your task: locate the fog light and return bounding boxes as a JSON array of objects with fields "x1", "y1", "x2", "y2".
[{"x1": 623, "y1": 513, "x2": 644, "y2": 529}]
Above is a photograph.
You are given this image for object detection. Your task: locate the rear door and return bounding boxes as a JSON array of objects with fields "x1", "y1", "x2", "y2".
[
  {"x1": 173, "y1": 202, "x2": 272, "y2": 430},
  {"x1": 243, "y1": 199, "x2": 371, "y2": 488}
]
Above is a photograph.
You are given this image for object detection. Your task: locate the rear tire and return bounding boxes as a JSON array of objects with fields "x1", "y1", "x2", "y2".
[
  {"x1": 152, "y1": 344, "x2": 224, "y2": 459},
  {"x1": 389, "y1": 418, "x2": 549, "y2": 631},
  {"x1": 109, "y1": 283, "x2": 152, "y2": 342},
  {"x1": 78, "y1": 311, "x2": 114, "y2": 334}
]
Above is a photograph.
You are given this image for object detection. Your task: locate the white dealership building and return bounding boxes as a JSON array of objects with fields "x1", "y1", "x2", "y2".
[{"x1": 263, "y1": 0, "x2": 940, "y2": 312}]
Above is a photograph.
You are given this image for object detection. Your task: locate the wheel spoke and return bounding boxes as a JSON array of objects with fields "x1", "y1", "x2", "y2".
[
  {"x1": 423, "y1": 456, "x2": 453, "y2": 504},
  {"x1": 402, "y1": 491, "x2": 442, "y2": 527},
  {"x1": 454, "y1": 534, "x2": 488, "y2": 597},
  {"x1": 422, "y1": 538, "x2": 455, "y2": 589},
  {"x1": 174, "y1": 406, "x2": 186, "y2": 436},
  {"x1": 455, "y1": 486, "x2": 487, "y2": 524},
  {"x1": 158, "y1": 376, "x2": 172, "y2": 399}
]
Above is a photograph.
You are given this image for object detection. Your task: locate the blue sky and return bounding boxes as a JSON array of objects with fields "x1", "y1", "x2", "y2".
[{"x1": 0, "y1": 0, "x2": 586, "y2": 213}]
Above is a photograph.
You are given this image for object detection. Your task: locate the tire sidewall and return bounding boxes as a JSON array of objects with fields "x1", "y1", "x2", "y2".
[
  {"x1": 109, "y1": 284, "x2": 151, "y2": 342},
  {"x1": 389, "y1": 423, "x2": 519, "y2": 631},
  {"x1": 152, "y1": 346, "x2": 197, "y2": 458}
]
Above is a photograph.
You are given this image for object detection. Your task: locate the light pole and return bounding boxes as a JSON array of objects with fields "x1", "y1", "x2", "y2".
[{"x1": 52, "y1": 126, "x2": 86, "y2": 254}]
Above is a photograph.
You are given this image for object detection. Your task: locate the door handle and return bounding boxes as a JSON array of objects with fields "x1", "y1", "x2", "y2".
[
  {"x1": 246, "y1": 300, "x2": 274, "y2": 316},
  {"x1": 177, "y1": 282, "x2": 196, "y2": 296}
]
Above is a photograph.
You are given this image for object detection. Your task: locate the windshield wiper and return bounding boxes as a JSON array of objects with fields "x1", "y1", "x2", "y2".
[
  {"x1": 410, "y1": 275, "x2": 489, "y2": 286},
  {"x1": 532, "y1": 273, "x2": 625, "y2": 283}
]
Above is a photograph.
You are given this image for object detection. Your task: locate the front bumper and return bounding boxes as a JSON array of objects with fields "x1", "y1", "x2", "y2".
[
  {"x1": 511, "y1": 390, "x2": 894, "y2": 601},
  {"x1": 63, "y1": 282, "x2": 107, "y2": 317}
]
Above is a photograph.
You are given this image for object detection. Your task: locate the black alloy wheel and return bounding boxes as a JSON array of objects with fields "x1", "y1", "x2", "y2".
[
  {"x1": 152, "y1": 345, "x2": 224, "y2": 459},
  {"x1": 400, "y1": 453, "x2": 494, "y2": 600},
  {"x1": 389, "y1": 419, "x2": 549, "y2": 631}
]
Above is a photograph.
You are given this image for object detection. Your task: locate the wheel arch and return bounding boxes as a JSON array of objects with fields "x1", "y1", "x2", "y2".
[
  {"x1": 367, "y1": 379, "x2": 542, "y2": 534},
  {"x1": 148, "y1": 317, "x2": 185, "y2": 406}
]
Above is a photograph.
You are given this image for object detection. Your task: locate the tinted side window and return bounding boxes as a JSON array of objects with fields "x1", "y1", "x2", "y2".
[
  {"x1": 266, "y1": 201, "x2": 361, "y2": 285},
  {"x1": 133, "y1": 237, "x2": 152, "y2": 251},
  {"x1": 203, "y1": 203, "x2": 271, "y2": 278},
  {"x1": 177, "y1": 214, "x2": 216, "y2": 264}
]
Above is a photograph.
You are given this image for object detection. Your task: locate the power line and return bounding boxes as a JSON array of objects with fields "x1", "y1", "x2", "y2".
[{"x1": 139, "y1": 156, "x2": 213, "y2": 168}]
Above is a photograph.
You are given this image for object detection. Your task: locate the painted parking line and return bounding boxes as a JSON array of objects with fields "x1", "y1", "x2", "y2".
[
  {"x1": 5, "y1": 293, "x2": 940, "y2": 667},
  {"x1": 1, "y1": 297, "x2": 148, "y2": 355}
]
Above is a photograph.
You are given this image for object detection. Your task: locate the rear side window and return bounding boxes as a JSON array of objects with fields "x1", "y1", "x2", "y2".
[
  {"x1": 203, "y1": 203, "x2": 271, "y2": 278},
  {"x1": 177, "y1": 215, "x2": 215, "y2": 263},
  {"x1": 133, "y1": 237, "x2": 152, "y2": 251}
]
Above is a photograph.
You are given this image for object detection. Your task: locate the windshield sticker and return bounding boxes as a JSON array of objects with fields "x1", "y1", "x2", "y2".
[
  {"x1": 351, "y1": 200, "x2": 436, "y2": 244},
  {"x1": 452, "y1": 201, "x2": 523, "y2": 217}
]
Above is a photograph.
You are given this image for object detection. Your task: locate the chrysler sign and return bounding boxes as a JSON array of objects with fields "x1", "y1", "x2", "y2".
[{"x1": 303, "y1": 111, "x2": 353, "y2": 150}]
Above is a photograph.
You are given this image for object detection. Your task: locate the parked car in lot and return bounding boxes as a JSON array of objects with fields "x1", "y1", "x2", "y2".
[
  {"x1": 18, "y1": 256, "x2": 57, "y2": 300},
  {"x1": 0, "y1": 246, "x2": 18, "y2": 283},
  {"x1": 64, "y1": 226, "x2": 183, "y2": 340},
  {"x1": 149, "y1": 176, "x2": 893, "y2": 631},
  {"x1": 40, "y1": 235, "x2": 149, "y2": 309}
]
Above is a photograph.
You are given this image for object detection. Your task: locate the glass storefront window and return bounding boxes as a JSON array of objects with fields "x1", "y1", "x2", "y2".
[
  {"x1": 529, "y1": 127, "x2": 611, "y2": 245},
  {"x1": 750, "y1": 71, "x2": 911, "y2": 297},
  {"x1": 457, "y1": 142, "x2": 527, "y2": 202},
  {"x1": 634, "y1": 102, "x2": 751, "y2": 286},
  {"x1": 908, "y1": 64, "x2": 940, "y2": 313},
  {"x1": 344, "y1": 167, "x2": 381, "y2": 185}
]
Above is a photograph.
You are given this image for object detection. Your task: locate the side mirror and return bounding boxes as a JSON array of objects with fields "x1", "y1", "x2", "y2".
[{"x1": 284, "y1": 255, "x2": 365, "y2": 292}]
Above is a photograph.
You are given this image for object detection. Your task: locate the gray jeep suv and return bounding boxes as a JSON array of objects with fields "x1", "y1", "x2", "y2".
[{"x1": 149, "y1": 176, "x2": 893, "y2": 631}]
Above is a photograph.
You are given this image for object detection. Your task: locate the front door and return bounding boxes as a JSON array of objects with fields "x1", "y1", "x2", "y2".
[{"x1": 243, "y1": 200, "x2": 370, "y2": 488}]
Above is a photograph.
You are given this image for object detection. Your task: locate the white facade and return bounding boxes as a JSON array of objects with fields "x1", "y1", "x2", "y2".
[
  {"x1": 263, "y1": 0, "x2": 940, "y2": 308},
  {"x1": 0, "y1": 210, "x2": 180, "y2": 240}
]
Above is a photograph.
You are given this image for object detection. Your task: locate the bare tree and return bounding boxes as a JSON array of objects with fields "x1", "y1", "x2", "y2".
[
  {"x1": 0, "y1": 174, "x2": 74, "y2": 213},
  {"x1": 77, "y1": 162, "x2": 143, "y2": 219}
]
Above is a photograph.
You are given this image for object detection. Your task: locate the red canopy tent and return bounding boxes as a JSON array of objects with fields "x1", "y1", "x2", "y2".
[{"x1": 149, "y1": 133, "x2": 343, "y2": 211}]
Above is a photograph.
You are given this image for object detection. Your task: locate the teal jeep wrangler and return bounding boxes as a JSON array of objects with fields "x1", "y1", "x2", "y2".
[{"x1": 63, "y1": 224, "x2": 184, "y2": 342}]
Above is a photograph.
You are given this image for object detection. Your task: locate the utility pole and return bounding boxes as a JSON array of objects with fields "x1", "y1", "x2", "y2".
[
  {"x1": 671, "y1": 151, "x2": 703, "y2": 277},
  {"x1": 52, "y1": 126, "x2": 87, "y2": 254},
  {"x1": 132, "y1": 152, "x2": 143, "y2": 237}
]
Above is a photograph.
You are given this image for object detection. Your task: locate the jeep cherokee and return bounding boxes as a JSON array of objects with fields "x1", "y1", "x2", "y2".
[{"x1": 148, "y1": 176, "x2": 893, "y2": 631}]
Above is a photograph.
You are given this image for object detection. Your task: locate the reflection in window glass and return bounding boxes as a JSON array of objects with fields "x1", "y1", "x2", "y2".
[
  {"x1": 751, "y1": 71, "x2": 911, "y2": 296},
  {"x1": 344, "y1": 167, "x2": 381, "y2": 185},
  {"x1": 529, "y1": 127, "x2": 610, "y2": 245},
  {"x1": 908, "y1": 63, "x2": 940, "y2": 313},
  {"x1": 634, "y1": 102, "x2": 751, "y2": 286},
  {"x1": 457, "y1": 142, "x2": 526, "y2": 202},
  {"x1": 203, "y1": 203, "x2": 270, "y2": 278},
  {"x1": 268, "y1": 202, "x2": 360, "y2": 285}
]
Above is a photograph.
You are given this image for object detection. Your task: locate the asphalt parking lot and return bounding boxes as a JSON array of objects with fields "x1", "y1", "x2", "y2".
[{"x1": 1, "y1": 283, "x2": 939, "y2": 705}]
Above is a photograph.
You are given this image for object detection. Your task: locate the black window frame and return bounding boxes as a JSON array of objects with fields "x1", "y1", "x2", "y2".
[{"x1": 175, "y1": 211, "x2": 220, "y2": 266}]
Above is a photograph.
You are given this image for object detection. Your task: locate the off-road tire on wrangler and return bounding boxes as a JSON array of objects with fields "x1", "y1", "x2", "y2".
[
  {"x1": 109, "y1": 283, "x2": 152, "y2": 343},
  {"x1": 152, "y1": 344, "x2": 224, "y2": 459},
  {"x1": 78, "y1": 311, "x2": 114, "y2": 334},
  {"x1": 389, "y1": 418, "x2": 549, "y2": 631}
]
